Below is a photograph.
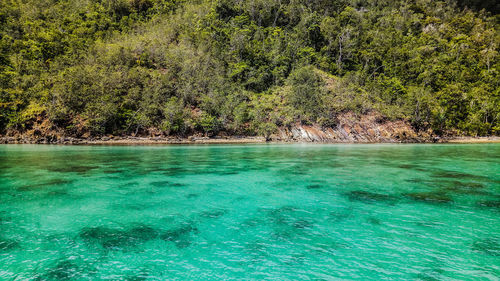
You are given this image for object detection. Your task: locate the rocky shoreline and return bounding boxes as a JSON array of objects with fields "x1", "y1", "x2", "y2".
[
  {"x1": 1, "y1": 112, "x2": 498, "y2": 145},
  {"x1": 1, "y1": 134, "x2": 498, "y2": 145},
  {"x1": 0, "y1": 135, "x2": 267, "y2": 145}
]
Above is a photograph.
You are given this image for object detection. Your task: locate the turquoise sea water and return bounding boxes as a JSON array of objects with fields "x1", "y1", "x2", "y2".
[{"x1": 0, "y1": 144, "x2": 499, "y2": 280}]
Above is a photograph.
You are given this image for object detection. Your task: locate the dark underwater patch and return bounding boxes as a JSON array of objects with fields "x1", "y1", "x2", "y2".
[
  {"x1": 150, "y1": 181, "x2": 185, "y2": 188},
  {"x1": 79, "y1": 226, "x2": 129, "y2": 250},
  {"x1": 45, "y1": 165, "x2": 99, "y2": 174},
  {"x1": 406, "y1": 178, "x2": 426, "y2": 184},
  {"x1": 405, "y1": 191, "x2": 452, "y2": 204},
  {"x1": 0, "y1": 236, "x2": 18, "y2": 251},
  {"x1": 79, "y1": 224, "x2": 159, "y2": 250},
  {"x1": 398, "y1": 164, "x2": 416, "y2": 169},
  {"x1": 406, "y1": 178, "x2": 489, "y2": 196},
  {"x1": 241, "y1": 217, "x2": 263, "y2": 227},
  {"x1": 415, "y1": 271, "x2": 443, "y2": 281},
  {"x1": 477, "y1": 200, "x2": 500, "y2": 210},
  {"x1": 397, "y1": 164, "x2": 427, "y2": 172},
  {"x1": 472, "y1": 238, "x2": 500, "y2": 256},
  {"x1": 119, "y1": 181, "x2": 140, "y2": 189},
  {"x1": 366, "y1": 217, "x2": 381, "y2": 225},
  {"x1": 150, "y1": 181, "x2": 171, "y2": 187},
  {"x1": 283, "y1": 253, "x2": 307, "y2": 265},
  {"x1": 128, "y1": 224, "x2": 159, "y2": 241},
  {"x1": 431, "y1": 170, "x2": 487, "y2": 181},
  {"x1": 200, "y1": 209, "x2": 227, "y2": 219},
  {"x1": 162, "y1": 167, "x2": 189, "y2": 177},
  {"x1": 144, "y1": 167, "x2": 170, "y2": 173},
  {"x1": 125, "y1": 269, "x2": 151, "y2": 281},
  {"x1": 17, "y1": 179, "x2": 73, "y2": 191},
  {"x1": 126, "y1": 275, "x2": 147, "y2": 281},
  {"x1": 265, "y1": 206, "x2": 315, "y2": 238},
  {"x1": 293, "y1": 219, "x2": 314, "y2": 229},
  {"x1": 455, "y1": 181, "x2": 484, "y2": 189},
  {"x1": 102, "y1": 169, "x2": 121, "y2": 174},
  {"x1": 267, "y1": 206, "x2": 297, "y2": 223},
  {"x1": 278, "y1": 165, "x2": 309, "y2": 176},
  {"x1": 345, "y1": 190, "x2": 397, "y2": 204},
  {"x1": 443, "y1": 181, "x2": 488, "y2": 195},
  {"x1": 0, "y1": 214, "x2": 11, "y2": 225},
  {"x1": 329, "y1": 210, "x2": 352, "y2": 223},
  {"x1": 217, "y1": 170, "x2": 239, "y2": 175},
  {"x1": 159, "y1": 223, "x2": 199, "y2": 249},
  {"x1": 186, "y1": 193, "x2": 199, "y2": 199},
  {"x1": 306, "y1": 184, "x2": 322, "y2": 189},
  {"x1": 245, "y1": 241, "x2": 269, "y2": 262},
  {"x1": 41, "y1": 259, "x2": 82, "y2": 280}
]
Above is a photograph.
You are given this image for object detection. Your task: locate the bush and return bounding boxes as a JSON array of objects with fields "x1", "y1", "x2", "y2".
[
  {"x1": 197, "y1": 112, "x2": 221, "y2": 136},
  {"x1": 285, "y1": 66, "x2": 326, "y2": 122},
  {"x1": 161, "y1": 97, "x2": 188, "y2": 135}
]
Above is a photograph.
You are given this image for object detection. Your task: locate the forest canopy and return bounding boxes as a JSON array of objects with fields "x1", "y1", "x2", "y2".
[{"x1": 0, "y1": 0, "x2": 499, "y2": 138}]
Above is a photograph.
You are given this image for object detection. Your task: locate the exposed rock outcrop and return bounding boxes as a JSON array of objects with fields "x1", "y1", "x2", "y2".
[{"x1": 274, "y1": 112, "x2": 430, "y2": 143}]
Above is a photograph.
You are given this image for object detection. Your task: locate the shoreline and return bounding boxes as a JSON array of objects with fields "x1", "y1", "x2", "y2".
[
  {"x1": 0, "y1": 136, "x2": 267, "y2": 145},
  {"x1": 1, "y1": 135, "x2": 499, "y2": 145},
  {"x1": 444, "y1": 136, "x2": 500, "y2": 143}
]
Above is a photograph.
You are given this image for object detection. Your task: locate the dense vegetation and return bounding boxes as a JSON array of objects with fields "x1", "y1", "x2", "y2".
[{"x1": 1, "y1": 0, "x2": 499, "y2": 138}]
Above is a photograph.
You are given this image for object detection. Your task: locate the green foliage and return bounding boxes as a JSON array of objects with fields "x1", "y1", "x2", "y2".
[
  {"x1": 197, "y1": 112, "x2": 221, "y2": 136},
  {"x1": 161, "y1": 97, "x2": 188, "y2": 135},
  {"x1": 258, "y1": 122, "x2": 277, "y2": 141},
  {"x1": 0, "y1": 0, "x2": 498, "y2": 137},
  {"x1": 285, "y1": 66, "x2": 326, "y2": 122}
]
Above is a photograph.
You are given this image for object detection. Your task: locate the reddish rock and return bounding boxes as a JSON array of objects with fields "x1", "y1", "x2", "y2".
[{"x1": 277, "y1": 111, "x2": 430, "y2": 143}]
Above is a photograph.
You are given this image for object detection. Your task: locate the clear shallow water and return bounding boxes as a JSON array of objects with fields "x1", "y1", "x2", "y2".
[{"x1": 0, "y1": 144, "x2": 499, "y2": 280}]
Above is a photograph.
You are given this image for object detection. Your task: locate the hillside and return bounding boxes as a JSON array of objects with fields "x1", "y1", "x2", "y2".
[{"x1": 0, "y1": 0, "x2": 499, "y2": 142}]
